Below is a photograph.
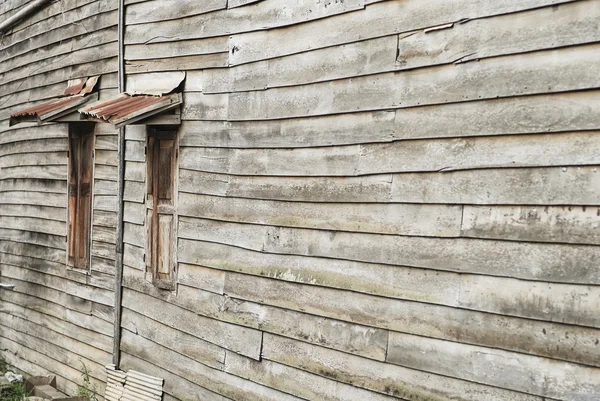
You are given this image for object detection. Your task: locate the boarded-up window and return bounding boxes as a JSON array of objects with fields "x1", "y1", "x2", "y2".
[
  {"x1": 146, "y1": 128, "x2": 178, "y2": 290},
  {"x1": 68, "y1": 123, "x2": 95, "y2": 270}
]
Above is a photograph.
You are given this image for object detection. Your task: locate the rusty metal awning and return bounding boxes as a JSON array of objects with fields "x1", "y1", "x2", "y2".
[
  {"x1": 78, "y1": 92, "x2": 182, "y2": 128},
  {"x1": 9, "y1": 76, "x2": 99, "y2": 126}
]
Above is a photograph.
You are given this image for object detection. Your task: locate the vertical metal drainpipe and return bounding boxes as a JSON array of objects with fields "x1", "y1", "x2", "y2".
[{"x1": 113, "y1": 0, "x2": 126, "y2": 367}]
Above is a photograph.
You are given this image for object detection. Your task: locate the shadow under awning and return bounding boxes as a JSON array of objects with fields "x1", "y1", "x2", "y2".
[{"x1": 9, "y1": 76, "x2": 100, "y2": 126}]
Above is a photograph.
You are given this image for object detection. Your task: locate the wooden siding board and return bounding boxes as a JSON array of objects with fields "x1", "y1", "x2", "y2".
[{"x1": 178, "y1": 217, "x2": 600, "y2": 284}]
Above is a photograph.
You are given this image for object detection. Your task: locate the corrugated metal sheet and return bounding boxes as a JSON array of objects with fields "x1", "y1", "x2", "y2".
[
  {"x1": 104, "y1": 365, "x2": 163, "y2": 401},
  {"x1": 9, "y1": 76, "x2": 99, "y2": 126},
  {"x1": 79, "y1": 93, "x2": 181, "y2": 128}
]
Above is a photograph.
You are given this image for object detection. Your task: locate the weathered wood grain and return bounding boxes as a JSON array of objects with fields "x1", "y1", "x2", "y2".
[
  {"x1": 0, "y1": 228, "x2": 65, "y2": 249},
  {"x1": 182, "y1": 92, "x2": 229, "y2": 121},
  {"x1": 387, "y1": 332, "x2": 600, "y2": 401},
  {"x1": 180, "y1": 132, "x2": 600, "y2": 176},
  {"x1": 262, "y1": 333, "x2": 543, "y2": 401},
  {"x1": 225, "y1": 350, "x2": 399, "y2": 401},
  {"x1": 126, "y1": 36, "x2": 229, "y2": 60},
  {"x1": 177, "y1": 263, "x2": 225, "y2": 294},
  {"x1": 124, "y1": 265, "x2": 388, "y2": 360},
  {"x1": 119, "y1": 329, "x2": 305, "y2": 401},
  {"x1": 228, "y1": 44, "x2": 600, "y2": 120},
  {"x1": 0, "y1": 204, "x2": 65, "y2": 222},
  {"x1": 228, "y1": 0, "x2": 578, "y2": 65},
  {"x1": 125, "y1": 52, "x2": 227, "y2": 74},
  {"x1": 178, "y1": 217, "x2": 600, "y2": 284},
  {"x1": 125, "y1": 0, "x2": 367, "y2": 44},
  {"x1": 122, "y1": 286, "x2": 263, "y2": 359},
  {"x1": 120, "y1": 352, "x2": 233, "y2": 401},
  {"x1": 178, "y1": 192, "x2": 462, "y2": 237},
  {"x1": 126, "y1": 0, "x2": 227, "y2": 25},
  {"x1": 224, "y1": 270, "x2": 600, "y2": 366}
]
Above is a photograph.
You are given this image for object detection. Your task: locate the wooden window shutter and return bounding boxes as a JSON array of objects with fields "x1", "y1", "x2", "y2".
[
  {"x1": 68, "y1": 123, "x2": 94, "y2": 270},
  {"x1": 146, "y1": 129, "x2": 177, "y2": 290}
]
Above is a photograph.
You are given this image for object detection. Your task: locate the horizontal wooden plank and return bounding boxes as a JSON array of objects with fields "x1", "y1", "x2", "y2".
[
  {"x1": 125, "y1": 161, "x2": 145, "y2": 182},
  {"x1": 0, "y1": 300, "x2": 112, "y2": 352},
  {"x1": 0, "y1": 165, "x2": 66, "y2": 180},
  {"x1": 0, "y1": 152, "x2": 66, "y2": 168},
  {"x1": 229, "y1": 43, "x2": 600, "y2": 120},
  {"x1": 125, "y1": 36, "x2": 228, "y2": 60},
  {"x1": 180, "y1": 131, "x2": 600, "y2": 176},
  {"x1": 0, "y1": 228, "x2": 65, "y2": 249},
  {"x1": 124, "y1": 180, "x2": 145, "y2": 202},
  {"x1": 125, "y1": 0, "x2": 367, "y2": 44},
  {"x1": 211, "y1": 0, "x2": 599, "y2": 90},
  {"x1": 224, "y1": 350, "x2": 398, "y2": 401},
  {"x1": 177, "y1": 240, "x2": 600, "y2": 328},
  {"x1": 182, "y1": 92, "x2": 229, "y2": 121},
  {"x1": 223, "y1": 270, "x2": 600, "y2": 366},
  {"x1": 94, "y1": 195, "x2": 117, "y2": 212},
  {"x1": 462, "y1": 205, "x2": 600, "y2": 245},
  {"x1": 94, "y1": 179, "x2": 118, "y2": 196},
  {"x1": 122, "y1": 286, "x2": 263, "y2": 359},
  {"x1": 124, "y1": 265, "x2": 388, "y2": 360},
  {"x1": 228, "y1": 0, "x2": 578, "y2": 65},
  {"x1": 0, "y1": 178, "x2": 66, "y2": 194},
  {"x1": 0, "y1": 204, "x2": 65, "y2": 221},
  {"x1": 120, "y1": 352, "x2": 233, "y2": 401},
  {"x1": 0, "y1": 125, "x2": 67, "y2": 145},
  {"x1": 262, "y1": 333, "x2": 542, "y2": 401},
  {"x1": 178, "y1": 192, "x2": 462, "y2": 237},
  {"x1": 179, "y1": 166, "x2": 600, "y2": 205},
  {"x1": 178, "y1": 217, "x2": 600, "y2": 284},
  {"x1": 122, "y1": 307, "x2": 226, "y2": 369},
  {"x1": 126, "y1": 0, "x2": 226, "y2": 25},
  {"x1": 124, "y1": 139, "x2": 145, "y2": 162},
  {"x1": 123, "y1": 243, "x2": 144, "y2": 271},
  {"x1": 119, "y1": 329, "x2": 305, "y2": 401},
  {"x1": 0, "y1": 215, "x2": 65, "y2": 236},
  {"x1": 125, "y1": 52, "x2": 227, "y2": 74},
  {"x1": 387, "y1": 332, "x2": 600, "y2": 401},
  {"x1": 93, "y1": 210, "x2": 117, "y2": 228}
]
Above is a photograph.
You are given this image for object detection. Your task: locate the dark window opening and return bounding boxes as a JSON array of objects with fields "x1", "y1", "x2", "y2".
[
  {"x1": 68, "y1": 123, "x2": 95, "y2": 270},
  {"x1": 146, "y1": 127, "x2": 178, "y2": 290}
]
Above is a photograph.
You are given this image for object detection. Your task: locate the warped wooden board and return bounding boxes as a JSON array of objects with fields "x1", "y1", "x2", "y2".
[
  {"x1": 120, "y1": 329, "x2": 306, "y2": 401},
  {"x1": 228, "y1": 0, "x2": 263, "y2": 9},
  {"x1": 125, "y1": 0, "x2": 367, "y2": 44},
  {"x1": 124, "y1": 139, "x2": 145, "y2": 162},
  {"x1": 1, "y1": 0, "x2": 116, "y2": 53},
  {"x1": 95, "y1": 150, "x2": 118, "y2": 166},
  {"x1": 225, "y1": 351, "x2": 398, "y2": 401},
  {"x1": 125, "y1": 36, "x2": 228, "y2": 60},
  {"x1": 462, "y1": 205, "x2": 600, "y2": 245},
  {"x1": 178, "y1": 166, "x2": 600, "y2": 205},
  {"x1": 91, "y1": 302, "x2": 114, "y2": 323},
  {"x1": 92, "y1": 240, "x2": 115, "y2": 260},
  {"x1": 0, "y1": 138, "x2": 66, "y2": 157},
  {"x1": 94, "y1": 179, "x2": 118, "y2": 196},
  {"x1": 223, "y1": 270, "x2": 600, "y2": 367},
  {"x1": 93, "y1": 210, "x2": 117, "y2": 228},
  {"x1": 177, "y1": 263, "x2": 226, "y2": 294},
  {"x1": 94, "y1": 164, "x2": 118, "y2": 182},
  {"x1": 0, "y1": 228, "x2": 65, "y2": 250},
  {"x1": 262, "y1": 333, "x2": 543, "y2": 401},
  {"x1": 93, "y1": 195, "x2": 117, "y2": 212},
  {"x1": 387, "y1": 332, "x2": 600, "y2": 401},
  {"x1": 0, "y1": 152, "x2": 67, "y2": 168},
  {"x1": 0, "y1": 285, "x2": 66, "y2": 320},
  {"x1": 0, "y1": 215, "x2": 65, "y2": 235},
  {"x1": 125, "y1": 161, "x2": 145, "y2": 182},
  {"x1": 91, "y1": 255, "x2": 115, "y2": 275},
  {"x1": 390, "y1": 166, "x2": 600, "y2": 205},
  {"x1": 182, "y1": 92, "x2": 229, "y2": 121},
  {"x1": 180, "y1": 89, "x2": 600, "y2": 147},
  {"x1": 229, "y1": 0, "x2": 579, "y2": 65},
  {"x1": 0, "y1": 324, "x2": 107, "y2": 383},
  {"x1": 228, "y1": 44, "x2": 600, "y2": 120},
  {"x1": 212, "y1": 0, "x2": 600, "y2": 90},
  {"x1": 8, "y1": 0, "x2": 104, "y2": 35},
  {"x1": 178, "y1": 217, "x2": 600, "y2": 284},
  {"x1": 180, "y1": 131, "x2": 600, "y2": 176},
  {"x1": 126, "y1": 0, "x2": 226, "y2": 25},
  {"x1": 65, "y1": 308, "x2": 114, "y2": 337},
  {"x1": 123, "y1": 201, "x2": 145, "y2": 225},
  {"x1": 125, "y1": 52, "x2": 227, "y2": 74},
  {"x1": 96, "y1": 135, "x2": 118, "y2": 152},
  {"x1": 124, "y1": 180, "x2": 145, "y2": 203},
  {"x1": 124, "y1": 126, "x2": 146, "y2": 141},
  {"x1": 93, "y1": 225, "x2": 117, "y2": 244},
  {"x1": 0, "y1": 57, "x2": 117, "y2": 99},
  {"x1": 0, "y1": 301, "x2": 112, "y2": 352},
  {"x1": 179, "y1": 193, "x2": 462, "y2": 237},
  {"x1": 1, "y1": 26, "x2": 117, "y2": 77},
  {"x1": 178, "y1": 239, "x2": 600, "y2": 329},
  {"x1": 0, "y1": 239, "x2": 65, "y2": 263},
  {"x1": 120, "y1": 353, "x2": 233, "y2": 401},
  {"x1": 123, "y1": 243, "x2": 144, "y2": 271},
  {"x1": 0, "y1": 335, "x2": 106, "y2": 395},
  {"x1": 122, "y1": 308, "x2": 226, "y2": 370},
  {"x1": 0, "y1": 125, "x2": 67, "y2": 145},
  {"x1": 0, "y1": 341, "x2": 84, "y2": 399},
  {"x1": 0, "y1": 204, "x2": 65, "y2": 222},
  {"x1": 0, "y1": 165, "x2": 65, "y2": 180},
  {"x1": 124, "y1": 265, "x2": 388, "y2": 360},
  {"x1": 122, "y1": 286, "x2": 263, "y2": 359},
  {"x1": 123, "y1": 222, "x2": 144, "y2": 248}
]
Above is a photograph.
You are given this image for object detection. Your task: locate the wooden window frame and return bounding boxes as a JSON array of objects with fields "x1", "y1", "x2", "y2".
[
  {"x1": 145, "y1": 126, "x2": 179, "y2": 291},
  {"x1": 67, "y1": 122, "x2": 95, "y2": 272}
]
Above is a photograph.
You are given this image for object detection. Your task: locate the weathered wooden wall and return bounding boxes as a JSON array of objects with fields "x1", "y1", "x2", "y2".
[
  {"x1": 118, "y1": 0, "x2": 600, "y2": 400},
  {"x1": 0, "y1": 0, "x2": 118, "y2": 396}
]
